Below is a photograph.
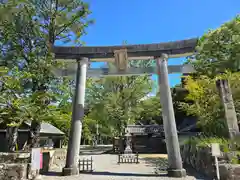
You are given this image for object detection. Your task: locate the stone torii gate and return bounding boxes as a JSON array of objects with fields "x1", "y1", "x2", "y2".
[{"x1": 53, "y1": 38, "x2": 198, "y2": 177}]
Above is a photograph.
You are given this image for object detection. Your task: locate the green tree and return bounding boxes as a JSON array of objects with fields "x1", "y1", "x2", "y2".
[
  {"x1": 45, "y1": 77, "x2": 95, "y2": 146},
  {"x1": 183, "y1": 16, "x2": 240, "y2": 137},
  {"x1": 136, "y1": 95, "x2": 162, "y2": 125},
  {"x1": 0, "y1": 67, "x2": 32, "y2": 151},
  {"x1": 180, "y1": 73, "x2": 240, "y2": 137},
  {"x1": 172, "y1": 85, "x2": 194, "y2": 127},
  {"x1": 86, "y1": 61, "x2": 154, "y2": 137},
  {"x1": 187, "y1": 15, "x2": 240, "y2": 78},
  {"x1": 179, "y1": 75, "x2": 225, "y2": 136},
  {"x1": 0, "y1": 0, "x2": 93, "y2": 148}
]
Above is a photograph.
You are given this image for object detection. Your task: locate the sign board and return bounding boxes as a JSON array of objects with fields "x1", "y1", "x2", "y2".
[
  {"x1": 31, "y1": 148, "x2": 42, "y2": 170},
  {"x1": 211, "y1": 143, "x2": 221, "y2": 157},
  {"x1": 211, "y1": 143, "x2": 221, "y2": 180},
  {"x1": 40, "y1": 152, "x2": 43, "y2": 169}
]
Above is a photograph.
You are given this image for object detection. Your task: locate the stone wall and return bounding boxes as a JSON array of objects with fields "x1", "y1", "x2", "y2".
[
  {"x1": 0, "y1": 163, "x2": 28, "y2": 180},
  {"x1": 0, "y1": 152, "x2": 30, "y2": 180},
  {"x1": 181, "y1": 144, "x2": 240, "y2": 180},
  {"x1": 219, "y1": 164, "x2": 240, "y2": 180},
  {"x1": 0, "y1": 150, "x2": 68, "y2": 179},
  {"x1": 0, "y1": 153, "x2": 30, "y2": 164}
]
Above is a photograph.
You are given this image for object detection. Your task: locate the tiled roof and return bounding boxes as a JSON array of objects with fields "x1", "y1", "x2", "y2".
[{"x1": 24, "y1": 121, "x2": 65, "y2": 135}]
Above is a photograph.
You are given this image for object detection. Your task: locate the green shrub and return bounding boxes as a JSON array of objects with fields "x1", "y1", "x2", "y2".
[
  {"x1": 184, "y1": 136, "x2": 240, "y2": 164},
  {"x1": 231, "y1": 156, "x2": 239, "y2": 164},
  {"x1": 184, "y1": 136, "x2": 230, "y2": 152}
]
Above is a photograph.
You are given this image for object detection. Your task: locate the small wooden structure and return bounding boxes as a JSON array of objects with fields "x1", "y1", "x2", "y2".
[
  {"x1": 79, "y1": 157, "x2": 93, "y2": 172},
  {"x1": 118, "y1": 153, "x2": 139, "y2": 164}
]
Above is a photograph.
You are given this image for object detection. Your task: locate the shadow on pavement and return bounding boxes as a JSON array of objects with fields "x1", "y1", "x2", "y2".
[
  {"x1": 41, "y1": 171, "x2": 62, "y2": 176},
  {"x1": 42, "y1": 171, "x2": 167, "y2": 177},
  {"x1": 141, "y1": 157, "x2": 168, "y2": 172},
  {"x1": 80, "y1": 171, "x2": 167, "y2": 177},
  {"x1": 183, "y1": 164, "x2": 211, "y2": 180},
  {"x1": 142, "y1": 156, "x2": 211, "y2": 180}
]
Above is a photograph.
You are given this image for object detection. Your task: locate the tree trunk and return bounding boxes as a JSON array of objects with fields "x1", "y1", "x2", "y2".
[
  {"x1": 26, "y1": 120, "x2": 41, "y2": 150},
  {"x1": 25, "y1": 121, "x2": 41, "y2": 179},
  {"x1": 6, "y1": 126, "x2": 18, "y2": 152}
]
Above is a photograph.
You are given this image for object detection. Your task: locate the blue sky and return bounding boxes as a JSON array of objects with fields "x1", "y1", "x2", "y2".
[{"x1": 56, "y1": 0, "x2": 239, "y2": 87}]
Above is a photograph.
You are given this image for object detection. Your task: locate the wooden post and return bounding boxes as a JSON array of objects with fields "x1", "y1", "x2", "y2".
[
  {"x1": 91, "y1": 157, "x2": 93, "y2": 171},
  {"x1": 87, "y1": 159, "x2": 89, "y2": 171},
  {"x1": 136, "y1": 153, "x2": 139, "y2": 163}
]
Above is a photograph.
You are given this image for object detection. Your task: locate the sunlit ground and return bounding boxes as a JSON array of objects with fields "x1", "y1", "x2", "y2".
[{"x1": 139, "y1": 154, "x2": 168, "y2": 158}]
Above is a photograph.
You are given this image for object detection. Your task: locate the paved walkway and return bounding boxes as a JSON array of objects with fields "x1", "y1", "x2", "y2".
[{"x1": 42, "y1": 154, "x2": 199, "y2": 180}]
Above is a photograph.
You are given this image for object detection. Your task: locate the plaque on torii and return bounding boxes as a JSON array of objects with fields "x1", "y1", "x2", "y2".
[{"x1": 114, "y1": 49, "x2": 128, "y2": 71}]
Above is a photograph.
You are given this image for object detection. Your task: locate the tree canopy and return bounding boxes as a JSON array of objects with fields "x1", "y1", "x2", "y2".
[
  {"x1": 85, "y1": 62, "x2": 156, "y2": 138},
  {"x1": 0, "y1": 0, "x2": 93, "y2": 149},
  {"x1": 181, "y1": 15, "x2": 240, "y2": 137},
  {"x1": 188, "y1": 15, "x2": 240, "y2": 77}
]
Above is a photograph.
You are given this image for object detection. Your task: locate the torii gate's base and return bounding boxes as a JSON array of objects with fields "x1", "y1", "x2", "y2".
[
  {"x1": 62, "y1": 167, "x2": 79, "y2": 176},
  {"x1": 168, "y1": 169, "x2": 187, "y2": 178}
]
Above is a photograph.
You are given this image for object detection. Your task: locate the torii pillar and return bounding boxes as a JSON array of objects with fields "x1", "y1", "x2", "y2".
[
  {"x1": 155, "y1": 54, "x2": 186, "y2": 177},
  {"x1": 62, "y1": 57, "x2": 88, "y2": 175}
]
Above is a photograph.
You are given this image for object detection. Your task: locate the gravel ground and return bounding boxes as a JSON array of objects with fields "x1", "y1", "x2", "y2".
[{"x1": 41, "y1": 154, "x2": 200, "y2": 180}]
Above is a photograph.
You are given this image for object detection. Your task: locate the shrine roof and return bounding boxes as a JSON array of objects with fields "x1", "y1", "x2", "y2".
[
  {"x1": 126, "y1": 125, "x2": 164, "y2": 134},
  {"x1": 24, "y1": 121, "x2": 65, "y2": 135}
]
